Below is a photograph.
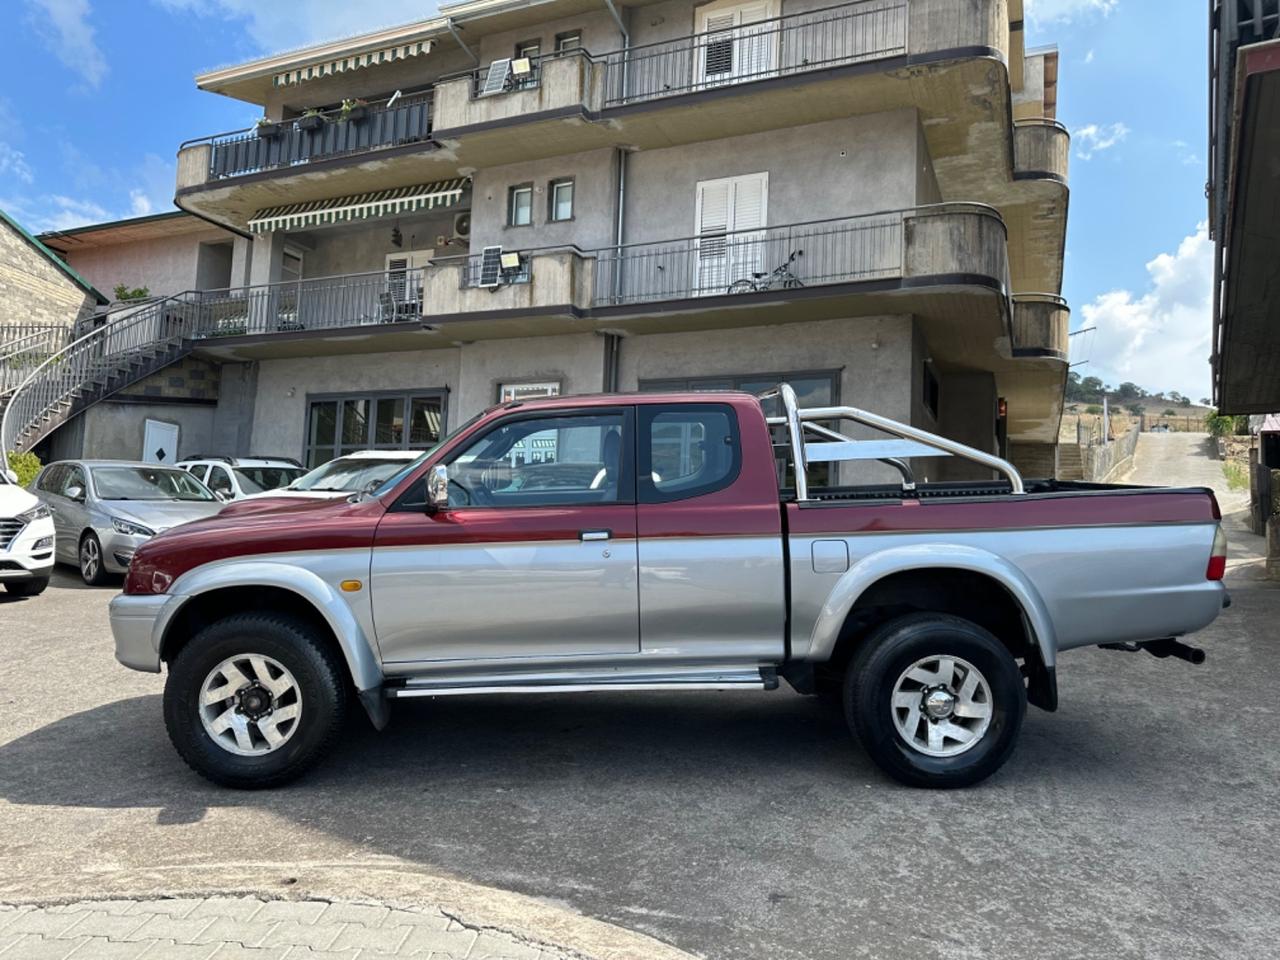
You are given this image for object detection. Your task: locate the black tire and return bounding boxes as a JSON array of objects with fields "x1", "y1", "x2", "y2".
[
  {"x1": 79, "y1": 532, "x2": 110, "y2": 586},
  {"x1": 4, "y1": 576, "x2": 49, "y2": 597},
  {"x1": 844, "y1": 613, "x2": 1025, "y2": 789},
  {"x1": 163, "y1": 613, "x2": 349, "y2": 789}
]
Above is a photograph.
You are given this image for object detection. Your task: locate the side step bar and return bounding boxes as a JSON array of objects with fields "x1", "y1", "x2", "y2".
[{"x1": 388, "y1": 666, "x2": 778, "y2": 699}]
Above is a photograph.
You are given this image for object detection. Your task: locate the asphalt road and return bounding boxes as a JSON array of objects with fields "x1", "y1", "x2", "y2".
[{"x1": 2, "y1": 438, "x2": 1277, "y2": 960}]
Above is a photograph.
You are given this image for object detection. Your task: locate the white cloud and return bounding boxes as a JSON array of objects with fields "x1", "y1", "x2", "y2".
[
  {"x1": 1077, "y1": 223, "x2": 1213, "y2": 399},
  {"x1": 1084, "y1": 49, "x2": 1095, "y2": 64},
  {"x1": 1, "y1": 153, "x2": 176, "y2": 232},
  {"x1": 152, "y1": 0, "x2": 435, "y2": 53},
  {"x1": 2, "y1": 194, "x2": 113, "y2": 232},
  {"x1": 0, "y1": 143, "x2": 34, "y2": 185},
  {"x1": 1074, "y1": 121, "x2": 1129, "y2": 160},
  {"x1": 1026, "y1": 0, "x2": 1118, "y2": 24},
  {"x1": 24, "y1": 0, "x2": 108, "y2": 88}
]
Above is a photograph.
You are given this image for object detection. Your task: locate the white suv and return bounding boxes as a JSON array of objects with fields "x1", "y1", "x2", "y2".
[
  {"x1": 0, "y1": 464, "x2": 55, "y2": 596},
  {"x1": 177, "y1": 456, "x2": 306, "y2": 501}
]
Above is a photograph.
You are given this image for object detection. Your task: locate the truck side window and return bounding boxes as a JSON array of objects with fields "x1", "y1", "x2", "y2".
[
  {"x1": 445, "y1": 410, "x2": 632, "y2": 508},
  {"x1": 639, "y1": 404, "x2": 740, "y2": 503}
]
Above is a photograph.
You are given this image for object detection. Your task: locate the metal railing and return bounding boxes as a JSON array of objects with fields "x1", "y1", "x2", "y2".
[
  {"x1": 592, "y1": 210, "x2": 904, "y2": 307},
  {"x1": 1, "y1": 293, "x2": 203, "y2": 456},
  {"x1": 1, "y1": 325, "x2": 72, "y2": 397},
  {"x1": 602, "y1": 0, "x2": 907, "y2": 106},
  {"x1": 442, "y1": 253, "x2": 533, "y2": 289},
  {"x1": 193, "y1": 268, "x2": 428, "y2": 338},
  {"x1": 194, "y1": 91, "x2": 433, "y2": 181}
]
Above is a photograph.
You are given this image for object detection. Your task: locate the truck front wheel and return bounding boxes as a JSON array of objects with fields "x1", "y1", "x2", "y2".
[
  {"x1": 844, "y1": 613, "x2": 1025, "y2": 788},
  {"x1": 163, "y1": 613, "x2": 349, "y2": 789}
]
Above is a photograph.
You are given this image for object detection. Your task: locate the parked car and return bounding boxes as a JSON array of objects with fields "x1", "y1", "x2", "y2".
[
  {"x1": 0, "y1": 464, "x2": 55, "y2": 596},
  {"x1": 111, "y1": 387, "x2": 1228, "y2": 790},
  {"x1": 32, "y1": 461, "x2": 224, "y2": 585},
  {"x1": 177, "y1": 456, "x2": 306, "y2": 501},
  {"x1": 241, "y1": 450, "x2": 424, "y2": 501}
]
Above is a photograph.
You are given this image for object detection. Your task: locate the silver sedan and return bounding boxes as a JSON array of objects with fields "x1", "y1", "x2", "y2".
[{"x1": 30, "y1": 460, "x2": 224, "y2": 585}]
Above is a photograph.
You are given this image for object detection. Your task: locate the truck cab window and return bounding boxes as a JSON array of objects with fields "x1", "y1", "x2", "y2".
[{"x1": 639, "y1": 405, "x2": 740, "y2": 502}]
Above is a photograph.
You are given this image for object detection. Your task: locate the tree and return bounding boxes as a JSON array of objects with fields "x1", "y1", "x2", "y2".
[
  {"x1": 1163, "y1": 408, "x2": 1177, "y2": 417},
  {"x1": 1200, "y1": 397, "x2": 1212, "y2": 406},
  {"x1": 1125, "y1": 403, "x2": 1143, "y2": 417},
  {"x1": 1117, "y1": 381, "x2": 1142, "y2": 400},
  {"x1": 113, "y1": 284, "x2": 150, "y2": 302},
  {"x1": 1065, "y1": 370, "x2": 1084, "y2": 402},
  {"x1": 1179, "y1": 396, "x2": 1191, "y2": 407},
  {"x1": 1079, "y1": 376, "x2": 1104, "y2": 401}
]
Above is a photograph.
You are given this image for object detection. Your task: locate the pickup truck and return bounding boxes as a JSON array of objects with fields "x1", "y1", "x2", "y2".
[{"x1": 110, "y1": 385, "x2": 1229, "y2": 790}]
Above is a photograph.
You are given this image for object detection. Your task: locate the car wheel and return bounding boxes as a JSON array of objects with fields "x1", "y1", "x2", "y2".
[
  {"x1": 4, "y1": 576, "x2": 49, "y2": 597},
  {"x1": 79, "y1": 532, "x2": 110, "y2": 586},
  {"x1": 844, "y1": 613, "x2": 1025, "y2": 789},
  {"x1": 163, "y1": 613, "x2": 349, "y2": 789}
]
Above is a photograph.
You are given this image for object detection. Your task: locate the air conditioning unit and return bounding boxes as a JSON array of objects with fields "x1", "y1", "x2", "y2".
[{"x1": 453, "y1": 212, "x2": 471, "y2": 241}]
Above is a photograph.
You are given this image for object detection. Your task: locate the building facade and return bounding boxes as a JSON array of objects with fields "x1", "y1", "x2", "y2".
[{"x1": 4, "y1": 0, "x2": 1071, "y2": 481}]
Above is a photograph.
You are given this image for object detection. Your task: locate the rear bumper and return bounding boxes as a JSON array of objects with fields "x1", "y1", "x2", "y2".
[{"x1": 109, "y1": 593, "x2": 176, "y2": 673}]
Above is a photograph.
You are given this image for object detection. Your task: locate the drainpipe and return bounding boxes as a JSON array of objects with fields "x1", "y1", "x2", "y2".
[{"x1": 447, "y1": 18, "x2": 479, "y2": 65}]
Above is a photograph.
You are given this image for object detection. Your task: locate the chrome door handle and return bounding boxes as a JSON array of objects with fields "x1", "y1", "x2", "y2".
[{"x1": 580, "y1": 529, "x2": 611, "y2": 542}]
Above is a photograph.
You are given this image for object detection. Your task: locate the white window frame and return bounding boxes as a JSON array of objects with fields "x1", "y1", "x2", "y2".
[
  {"x1": 509, "y1": 184, "x2": 534, "y2": 226},
  {"x1": 696, "y1": 0, "x2": 780, "y2": 88},
  {"x1": 693, "y1": 171, "x2": 769, "y2": 295},
  {"x1": 549, "y1": 179, "x2": 574, "y2": 221},
  {"x1": 498, "y1": 381, "x2": 561, "y2": 403}
]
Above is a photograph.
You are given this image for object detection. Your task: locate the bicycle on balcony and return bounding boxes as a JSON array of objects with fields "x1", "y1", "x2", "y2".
[{"x1": 726, "y1": 249, "x2": 804, "y2": 294}]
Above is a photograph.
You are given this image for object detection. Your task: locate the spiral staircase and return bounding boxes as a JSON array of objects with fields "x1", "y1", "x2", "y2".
[{"x1": 1, "y1": 294, "x2": 202, "y2": 460}]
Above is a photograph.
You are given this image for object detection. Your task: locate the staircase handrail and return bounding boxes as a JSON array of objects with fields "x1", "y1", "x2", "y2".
[{"x1": 1, "y1": 292, "x2": 204, "y2": 471}]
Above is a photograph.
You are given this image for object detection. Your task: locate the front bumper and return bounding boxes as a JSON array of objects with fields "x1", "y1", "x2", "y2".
[
  {"x1": 98, "y1": 528, "x2": 152, "y2": 573},
  {"x1": 0, "y1": 516, "x2": 55, "y2": 581},
  {"x1": 109, "y1": 593, "x2": 178, "y2": 673}
]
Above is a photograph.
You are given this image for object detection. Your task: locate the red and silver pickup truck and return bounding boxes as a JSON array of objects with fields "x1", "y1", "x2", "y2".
[{"x1": 110, "y1": 385, "x2": 1229, "y2": 789}]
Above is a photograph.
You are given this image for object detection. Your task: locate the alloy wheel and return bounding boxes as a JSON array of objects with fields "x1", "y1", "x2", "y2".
[
  {"x1": 199, "y1": 654, "x2": 303, "y2": 756},
  {"x1": 80, "y1": 537, "x2": 100, "y2": 582},
  {"x1": 890, "y1": 655, "x2": 993, "y2": 758}
]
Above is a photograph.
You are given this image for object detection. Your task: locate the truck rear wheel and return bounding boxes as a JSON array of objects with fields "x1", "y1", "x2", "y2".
[
  {"x1": 163, "y1": 613, "x2": 348, "y2": 789},
  {"x1": 844, "y1": 613, "x2": 1025, "y2": 788}
]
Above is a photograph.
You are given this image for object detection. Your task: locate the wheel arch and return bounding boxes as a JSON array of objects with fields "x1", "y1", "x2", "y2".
[
  {"x1": 156, "y1": 561, "x2": 383, "y2": 698},
  {"x1": 808, "y1": 545, "x2": 1058, "y2": 710}
]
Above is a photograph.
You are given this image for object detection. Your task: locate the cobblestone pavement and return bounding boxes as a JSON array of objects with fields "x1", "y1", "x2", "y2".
[{"x1": 0, "y1": 896, "x2": 571, "y2": 959}]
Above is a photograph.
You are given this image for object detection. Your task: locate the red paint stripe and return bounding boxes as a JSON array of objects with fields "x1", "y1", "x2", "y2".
[{"x1": 785, "y1": 491, "x2": 1217, "y2": 536}]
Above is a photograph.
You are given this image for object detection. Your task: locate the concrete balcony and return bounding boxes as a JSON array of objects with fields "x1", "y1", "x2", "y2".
[
  {"x1": 433, "y1": 55, "x2": 601, "y2": 132},
  {"x1": 1011, "y1": 293, "x2": 1069, "y2": 359},
  {"x1": 424, "y1": 248, "x2": 596, "y2": 326},
  {"x1": 1013, "y1": 119, "x2": 1070, "y2": 183}
]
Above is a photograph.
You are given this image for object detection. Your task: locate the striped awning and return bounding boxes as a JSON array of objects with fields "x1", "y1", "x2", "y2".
[
  {"x1": 248, "y1": 180, "x2": 469, "y2": 234},
  {"x1": 273, "y1": 40, "x2": 433, "y2": 87}
]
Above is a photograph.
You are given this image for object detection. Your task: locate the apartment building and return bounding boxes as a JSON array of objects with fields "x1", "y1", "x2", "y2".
[{"x1": 3, "y1": 0, "x2": 1070, "y2": 481}]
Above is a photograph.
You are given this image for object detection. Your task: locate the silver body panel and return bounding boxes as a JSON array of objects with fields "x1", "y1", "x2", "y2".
[
  {"x1": 789, "y1": 522, "x2": 1225, "y2": 664},
  {"x1": 370, "y1": 538, "x2": 641, "y2": 663},
  {"x1": 637, "y1": 535, "x2": 785, "y2": 659}
]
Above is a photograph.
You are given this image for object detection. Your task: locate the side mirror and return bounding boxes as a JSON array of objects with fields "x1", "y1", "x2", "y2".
[
  {"x1": 215, "y1": 490, "x2": 232, "y2": 502},
  {"x1": 65, "y1": 485, "x2": 85, "y2": 502},
  {"x1": 426, "y1": 464, "x2": 449, "y2": 512}
]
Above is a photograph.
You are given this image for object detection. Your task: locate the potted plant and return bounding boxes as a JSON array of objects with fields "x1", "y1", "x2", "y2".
[
  {"x1": 298, "y1": 108, "x2": 326, "y2": 132},
  {"x1": 255, "y1": 116, "x2": 282, "y2": 138},
  {"x1": 340, "y1": 98, "x2": 369, "y2": 122}
]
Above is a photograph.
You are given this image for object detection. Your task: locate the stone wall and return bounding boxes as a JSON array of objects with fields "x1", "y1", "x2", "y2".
[{"x1": 0, "y1": 216, "x2": 98, "y2": 331}]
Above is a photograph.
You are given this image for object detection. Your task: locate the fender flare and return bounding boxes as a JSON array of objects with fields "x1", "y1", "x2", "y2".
[
  {"x1": 155, "y1": 559, "x2": 383, "y2": 693},
  {"x1": 806, "y1": 543, "x2": 1058, "y2": 669}
]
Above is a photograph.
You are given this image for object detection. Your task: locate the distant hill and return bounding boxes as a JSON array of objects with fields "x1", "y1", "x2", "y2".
[{"x1": 1064, "y1": 372, "x2": 1211, "y2": 419}]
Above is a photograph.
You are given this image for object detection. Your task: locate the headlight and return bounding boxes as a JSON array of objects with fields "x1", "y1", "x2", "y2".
[
  {"x1": 111, "y1": 517, "x2": 155, "y2": 537},
  {"x1": 17, "y1": 503, "x2": 50, "y2": 524}
]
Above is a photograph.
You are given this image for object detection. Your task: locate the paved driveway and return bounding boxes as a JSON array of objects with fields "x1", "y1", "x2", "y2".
[{"x1": 2, "y1": 490, "x2": 1277, "y2": 959}]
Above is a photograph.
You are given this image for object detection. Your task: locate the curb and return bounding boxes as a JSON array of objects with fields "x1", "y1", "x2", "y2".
[{"x1": 0, "y1": 862, "x2": 701, "y2": 960}]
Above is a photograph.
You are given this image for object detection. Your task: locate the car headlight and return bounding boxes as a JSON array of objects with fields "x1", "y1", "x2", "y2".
[
  {"x1": 17, "y1": 503, "x2": 51, "y2": 524},
  {"x1": 111, "y1": 517, "x2": 155, "y2": 537}
]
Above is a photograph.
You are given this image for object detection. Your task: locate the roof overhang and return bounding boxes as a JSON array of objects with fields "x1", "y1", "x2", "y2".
[
  {"x1": 37, "y1": 211, "x2": 226, "y2": 254},
  {"x1": 1217, "y1": 39, "x2": 1280, "y2": 414}
]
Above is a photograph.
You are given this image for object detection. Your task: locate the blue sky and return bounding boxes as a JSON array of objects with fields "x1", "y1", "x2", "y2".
[{"x1": 0, "y1": 0, "x2": 1215, "y2": 399}]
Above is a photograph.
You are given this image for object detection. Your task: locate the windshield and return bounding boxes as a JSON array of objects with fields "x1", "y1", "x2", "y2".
[
  {"x1": 289, "y1": 457, "x2": 417, "y2": 492},
  {"x1": 92, "y1": 466, "x2": 216, "y2": 502},
  {"x1": 234, "y1": 466, "x2": 305, "y2": 493},
  {"x1": 369, "y1": 412, "x2": 487, "y2": 498}
]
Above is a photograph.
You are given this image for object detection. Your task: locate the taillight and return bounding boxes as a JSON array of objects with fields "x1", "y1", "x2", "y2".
[{"x1": 1206, "y1": 526, "x2": 1228, "y2": 581}]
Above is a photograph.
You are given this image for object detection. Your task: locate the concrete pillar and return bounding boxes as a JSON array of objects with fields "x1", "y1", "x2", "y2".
[
  {"x1": 230, "y1": 236, "x2": 253, "y2": 289},
  {"x1": 210, "y1": 362, "x2": 259, "y2": 456},
  {"x1": 248, "y1": 231, "x2": 286, "y2": 287}
]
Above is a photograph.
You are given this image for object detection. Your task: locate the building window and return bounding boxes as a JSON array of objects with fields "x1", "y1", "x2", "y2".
[
  {"x1": 498, "y1": 381, "x2": 561, "y2": 403},
  {"x1": 922, "y1": 362, "x2": 939, "y2": 420},
  {"x1": 549, "y1": 179, "x2": 574, "y2": 221},
  {"x1": 638, "y1": 371, "x2": 838, "y2": 488},
  {"x1": 304, "y1": 390, "x2": 447, "y2": 467},
  {"x1": 555, "y1": 31, "x2": 582, "y2": 53},
  {"x1": 508, "y1": 184, "x2": 534, "y2": 226}
]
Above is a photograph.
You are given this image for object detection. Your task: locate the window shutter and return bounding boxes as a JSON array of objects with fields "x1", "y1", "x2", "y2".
[
  {"x1": 730, "y1": 174, "x2": 766, "y2": 232},
  {"x1": 703, "y1": 12, "x2": 736, "y2": 79}
]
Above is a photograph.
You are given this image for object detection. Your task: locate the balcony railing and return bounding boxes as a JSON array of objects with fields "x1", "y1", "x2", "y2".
[
  {"x1": 593, "y1": 211, "x2": 905, "y2": 307},
  {"x1": 190, "y1": 92, "x2": 433, "y2": 182},
  {"x1": 188, "y1": 268, "x2": 427, "y2": 339},
  {"x1": 601, "y1": 0, "x2": 907, "y2": 107}
]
